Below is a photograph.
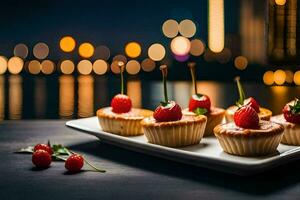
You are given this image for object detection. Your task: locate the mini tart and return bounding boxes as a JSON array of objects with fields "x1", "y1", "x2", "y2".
[
  {"x1": 141, "y1": 115, "x2": 207, "y2": 147},
  {"x1": 214, "y1": 121, "x2": 284, "y2": 156},
  {"x1": 225, "y1": 106, "x2": 272, "y2": 122},
  {"x1": 97, "y1": 107, "x2": 153, "y2": 136},
  {"x1": 271, "y1": 114, "x2": 300, "y2": 146},
  {"x1": 182, "y1": 107, "x2": 225, "y2": 136}
]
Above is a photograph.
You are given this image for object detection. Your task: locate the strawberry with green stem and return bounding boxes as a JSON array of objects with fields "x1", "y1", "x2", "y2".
[
  {"x1": 235, "y1": 77, "x2": 260, "y2": 113},
  {"x1": 188, "y1": 62, "x2": 211, "y2": 115},
  {"x1": 153, "y1": 65, "x2": 182, "y2": 122},
  {"x1": 110, "y1": 61, "x2": 132, "y2": 113},
  {"x1": 283, "y1": 98, "x2": 300, "y2": 124}
]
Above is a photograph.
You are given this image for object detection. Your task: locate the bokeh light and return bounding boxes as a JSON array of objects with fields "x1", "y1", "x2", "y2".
[
  {"x1": 208, "y1": 0, "x2": 224, "y2": 53},
  {"x1": 60, "y1": 60, "x2": 75, "y2": 75},
  {"x1": 33, "y1": 42, "x2": 49, "y2": 59},
  {"x1": 285, "y1": 70, "x2": 294, "y2": 83},
  {"x1": 77, "y1": 60, "x2": 93, "y2": 75},
  {"x1": 148, "y1": 43, "x2": 166, "y2": 61},
  {"x1": 60, "y1": 36, "x2": 76, "y2": 52},
  {"x1": 234, "y1": 56, "x2": 248, "y2": 70},
  {"x1": 190, "y1": 39, "x2": 205, "y2": 56},
  {"x1": 275, "y1": 0, "x2": 286, "y2": 5},
  {"x1": 93, "y1": 59, "x2": 108, "y2": 75},
  {"x1": 94, "y1": 45, "x2": 110, "y2": 60},
  {"x1": 174, "y1": 54, "x2": 190, "y2": 62},
  {"x1": 294, "y1": 71, "x2": 300, "y2": 85},
  {"x1": 125, "y1": 42, "x2": 141, "y2": 58},
  {"x1": 179, "y1": 19, "x2": 196, "y2": 38},
  {"x1": 162, "y1": 19, "x2": 179, "y2": 38},
  {"x1": 113, "y1": 54, "x2": 127, "y2": 64},
  {"x1": 110, "y1": 61, "x2": 123, "y2": 74},
  {"x1": 14, "y1": 44, "x2": 28, "y2": 59},
  {"x1": 0, "y1": 56, "x2": 8, "y2": 74},
  {"x1": 170, "y1": 36, "x2": 191, "y2": 56},
  {"x1": 28, "y1": 60, "x2": 41, "y2": 75},
  {"x1": 41, "y1": 60, "x2": 55, "y2": 75},
  {"x1": 263, "y1": 71, "x2": 274, "y2": 85},
  {"x1": 8, "y1": 57, "x2": 24, "y2": 74},
  {"x1": 126, "y1": 60, "x2": 141, "y2": 75},
  {"x1": 274, "y1": 69, "x2": 286, "y2": 85},
  {"x1": 141, "y1": 58, "x2": 156, "y2": 72},
  {"x1": 79, "y1": 43, "x2": 94, "y2": 58},
  {"x1": 217, "y1": 48, "x2": 231, "y2": 63}
]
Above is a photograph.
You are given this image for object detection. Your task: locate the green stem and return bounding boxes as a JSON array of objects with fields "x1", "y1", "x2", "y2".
[
  {"x1": 163, "y1": 75, "x2": 168, "y2": 103},
  {"x1": 120, "y1": 68, "x2": 124, "y2": 94},
  {"x1": 236, "y1": 77, "x2": 246, "y2": 105},
  {"x1": 84, "y1": 158, "x2": 106, "y2": 173}
]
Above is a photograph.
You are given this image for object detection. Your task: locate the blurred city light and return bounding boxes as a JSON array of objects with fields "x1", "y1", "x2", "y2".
[
  {"x1": 208, "y1": 0, "x2": 224, "y2": 53},
  {"x1": 274, "y1": 69, "x2": 286, "y2": 85},
  {"x1": 190, "y1": 39, "x2": 205, "y2": 56},
  {"x1": 79, "y1": 43, "x2": 94, "y2": 58},
  {"x1": 263, "y1": 71, "x2": 274, "y2": 85},
  {"x1": 148, "y1": 43, "x2": 166, "y2": 61},
  {"x1": 126, "y1": 60, "x2": 141, "y2": 75},
  {"x1": 28, "y1": 60, "x2": 41, "y2": 75},
  {"x1": 14, "y1": 43, "x2": 28, "y2": 59},
  {"x1": 8, "y1": 57, "x2": 24, "y2": 74},
  {"x1": 93, "y1": 59, "x2": 108, "y2": 75},
  {"x1": 125, "y1": 42, "x2": 141, "y2": 58},
  {"x1": 171, "y1": 36, "x2": 191, "y2": 56},
  {"x1": 0, "y1": 56, "x2": 8, "y2": 75},
  {"x1": 179, "y1": 19, "x2": 196, "y2": 38},
  {"x1": 141, "y1": 58, "x2": 156, "y2": 72},
  {"x1": 60, "y1": 60, "x2": 75, "y2": 74},
  {"x1": 60, "y1": 36, "x2": 76, "y2": 52},
  {"x1": 33, "y1": 42, "x2": 49, "y2": 59},
  {"x1": 41, "y1": 60, "x2": 55, "y2": 75},
  {"x1": 162, "y1": 19, "x2": 179, "y2": 38},
  {"x1": 77, "y1": 60, "x2": 93, "y2": 75},
  {"x1": 234, "y1": 56, "x2": 248, "y2": 70}
]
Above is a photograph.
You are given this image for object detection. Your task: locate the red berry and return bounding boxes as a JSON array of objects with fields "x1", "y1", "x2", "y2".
[
  {"x1": 283, "y1": 104, "x2": 300, "y2": 124},
  {"x1": 34, "y1": 144, "x2": 53, "y2": 155},
  {"x1": 188, "y1": 94, "x2": 211, "y2": 112},
  {"x1": 65, "y1": 154, "x2": 84, "y2": 173},
  {"x1": 32, "y1": 150, "x2": 52, "y2": 168},
  {"x1": 153, "y1": 101, "x2": 182, "y2": 122},
  {"x1": 244, "y1": 97, "x2": 260, "y2": 113},
  {"x1": 111, "y1": 94, "x2": 132, "y2": 113},
  {"x1": 234, "y1": 106, "x2": 259, "y2": 129}
]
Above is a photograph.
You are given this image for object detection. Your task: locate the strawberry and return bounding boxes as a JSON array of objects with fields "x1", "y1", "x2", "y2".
[
  {"x1": 283, "y1": 99, "x2": 300, "y2": 124},
  {"x1": 65, "y1": 154, "x2": 84, "y2": 173},
  {"x1": 234, "y1": 106, "x2": 259, "y2": 129},
  {"x1": 32, "y1": 150, "x2": 52, "y2": 168},
  {"x1": 34, "y1": 144, "x2": 53, "y2": 155},
  {"x1": 154, "y1": 101, "x2": 182, "y2": 122},
  {"x1": 111, "y1": 94, "x2": 132, "y2": 113},
  {"x1": 235, "y1": 77, "x2": 260, "y2": 113},
  {"x1": 188, "y1": 94, "x2": 211, "y2": 113}
]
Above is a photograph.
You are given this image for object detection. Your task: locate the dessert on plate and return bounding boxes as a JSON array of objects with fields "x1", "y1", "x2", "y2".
[
  {"x1": 214, "y1": 105, "x2": 284, "y2": 156},
  {"x1": 182, "y1": 62, "x2": 225, "y2": 136},
  {"x1": 271, "y1": 99, "x2": 300, "y2": 145},
  {"x1": 141, "y1": 65, "x2": 207, "y2": 147},
  {"x1": 97, "y1": 61, "x2": 153, "y2": 136},
  {"x1": 225, "y1": 77, "x2": 272, "y2": 122}
]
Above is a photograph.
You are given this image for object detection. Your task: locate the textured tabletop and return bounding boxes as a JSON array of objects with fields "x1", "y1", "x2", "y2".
[{"x1": 0, "y1": 120, "x2": 300, "y2": 200}]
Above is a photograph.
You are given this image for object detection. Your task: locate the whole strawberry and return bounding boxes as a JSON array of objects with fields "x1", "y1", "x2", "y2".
[
  {"x1": 111, "y1": 94, "x2": 132, "y2": 113},
  {"x1": 154, "y1": 101, "x2": 182, "y2": 122},
  {"x1": 234, "y1": 106, "x2": 259, "y2": 129},
  {"x1": 189, "y1": 94, "x2": 211, "y2": 113},
  {"x1": 34, "y1": 144, "x2": 53, "y2": 155},
  {"x1": 283, "y1": 99, "x2": 300, "y2": 124},
  {"x1": 65, "y1": 154, "x2": 84, "y2": 173},
  {"x1": 235, "y1": 77, "x2": 260, "y2": 113},
  {"x1": 32, "y1": 150, "x2": 52, "y2": 168}
]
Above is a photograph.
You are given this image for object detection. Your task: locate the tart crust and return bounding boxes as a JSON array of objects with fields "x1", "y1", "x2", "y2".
[
  {"x1": 225, "y1": 106, "x2": 272, "y2": 122},
  {"x1": 141, "y1": 115, "x2": 207, "y2": 147},
  {"x1": 271, "y1": 114, "x2": 300, "y2": 145},
  {"x1": 182, "y1": 107, "x2": 225, "y2": 136},
  {"x1": 214, "y1": 121, "x2": 284, "y2": 156},
  {"x1": 97, "y1": 107, "x2": 153, "y2": 136}
]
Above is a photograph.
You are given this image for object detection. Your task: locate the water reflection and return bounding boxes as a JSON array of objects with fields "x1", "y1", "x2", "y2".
[
  {"x1": 9, "y1": 75, "x2": 22, "y2": 119},
  {"x1": 0, "y1": 76, "x2": 4, "y2": 120},
  {"x1": 59, "y1": 75, "x2": 74, "y2": 119},
  {"x1": 78, "y1": 75, "x2": 94, "y2": 118},
  {"x1": 35, "y1": 78, "x2": 46, "y2": 118},
  {"x1": 0, "y1": 75, "x2": 299, "y2": 120},
  {"x1": 127, "y1": 80, "x2": 142, "y2": 108}
]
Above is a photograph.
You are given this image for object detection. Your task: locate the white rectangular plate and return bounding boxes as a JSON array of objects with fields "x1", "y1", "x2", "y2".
[{"x1": 66, "y1": 117, "x2": 300, "y2": 175}]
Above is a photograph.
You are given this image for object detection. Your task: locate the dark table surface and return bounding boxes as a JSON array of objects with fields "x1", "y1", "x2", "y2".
[{"x1": 1, "y1": 120, "x2": 300, "y2": 200}]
